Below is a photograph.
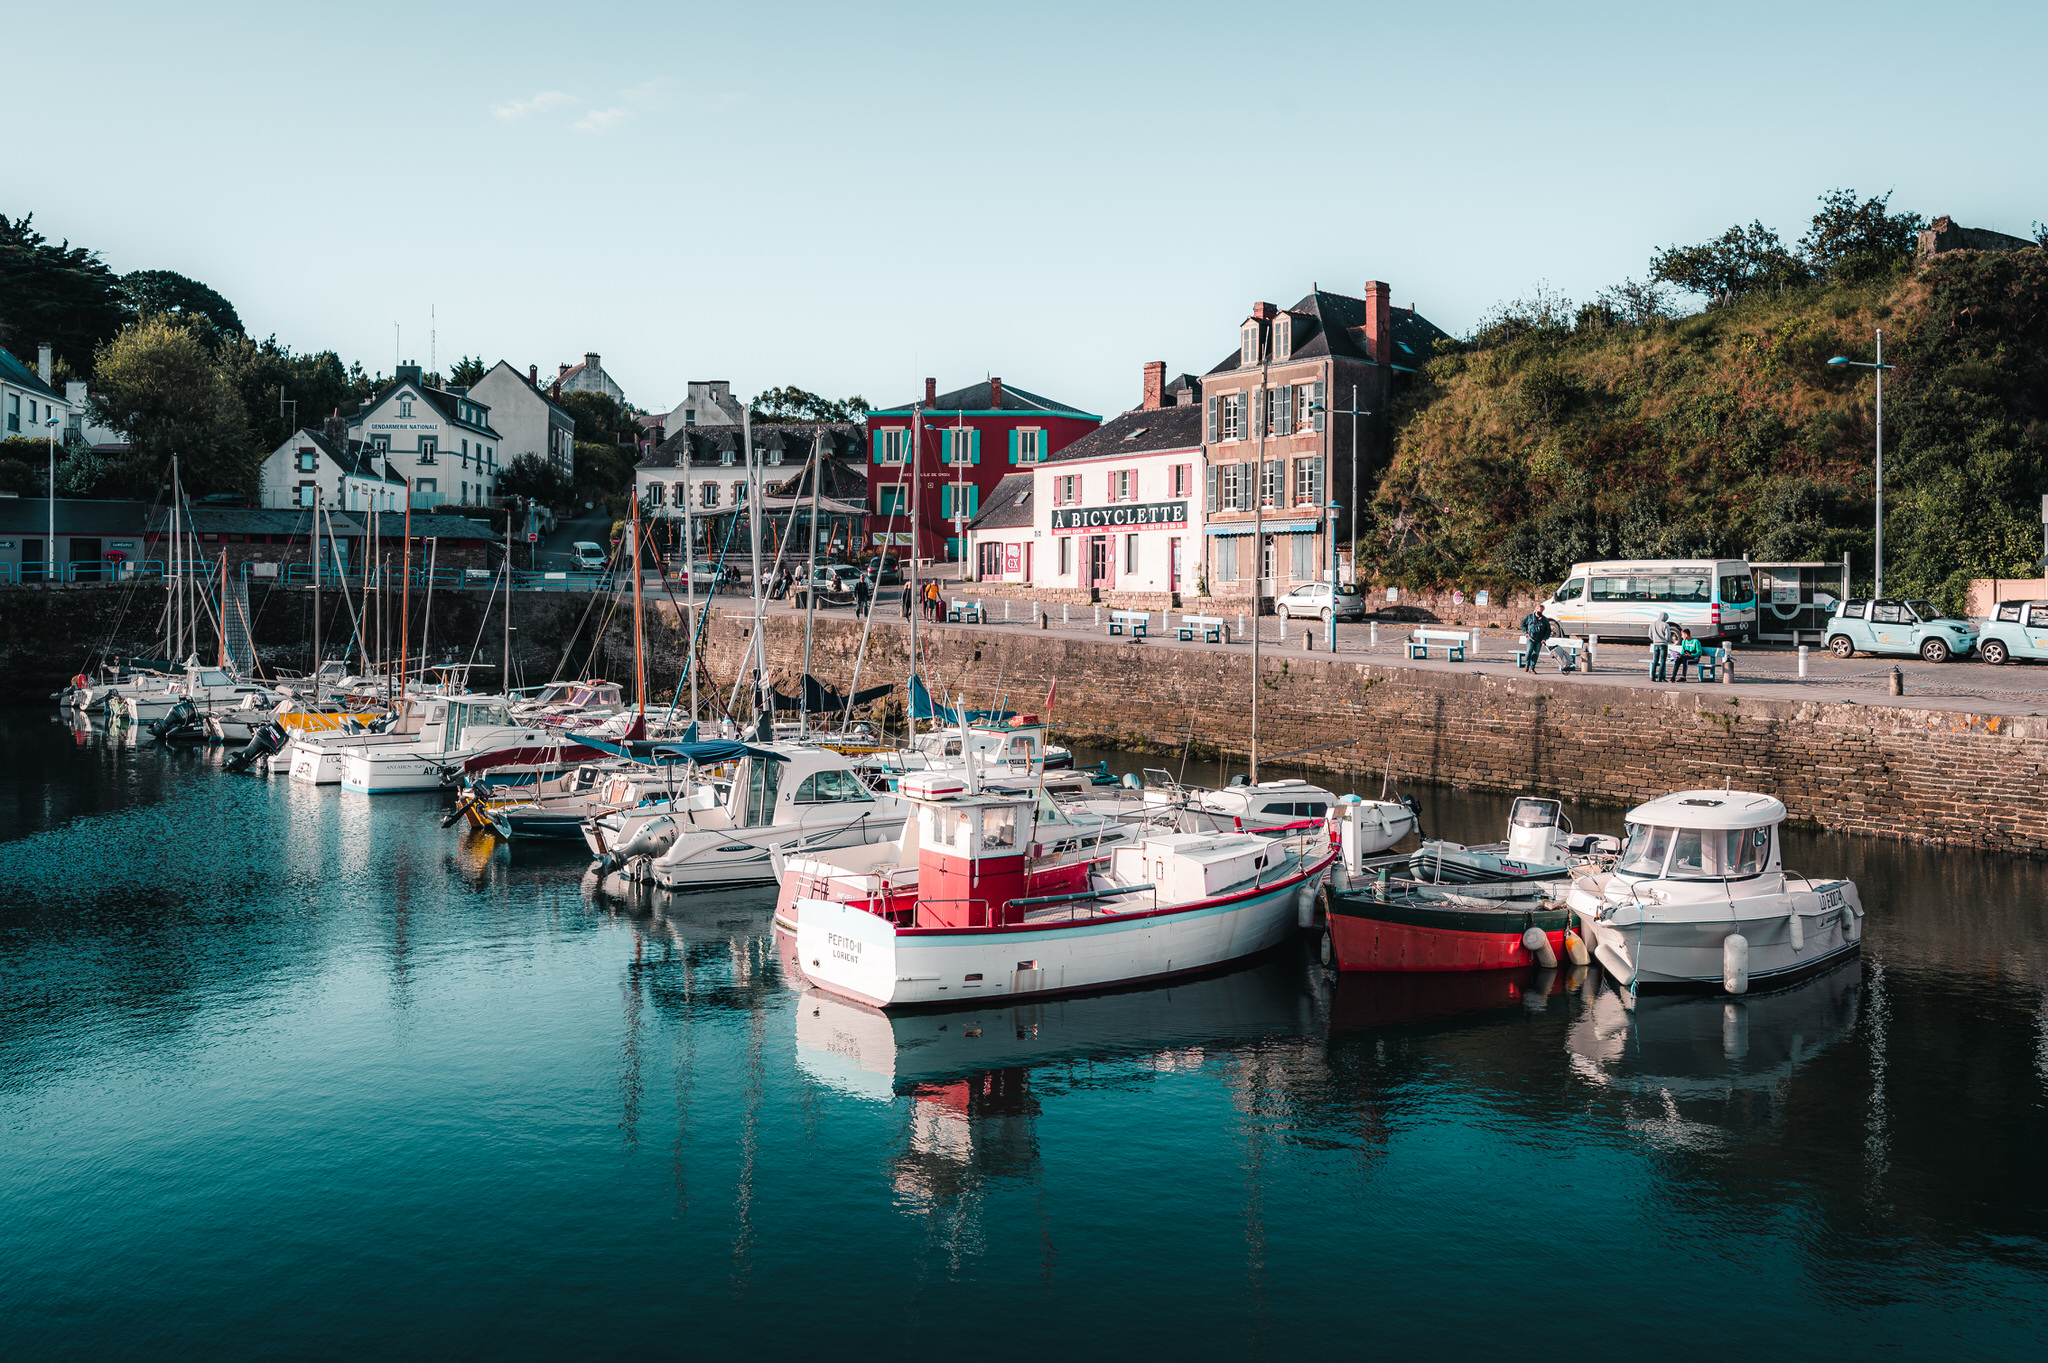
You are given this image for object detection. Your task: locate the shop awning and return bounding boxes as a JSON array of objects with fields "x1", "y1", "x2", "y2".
[{"x1": 1204, "y1": 520, "x2": 1321, "y2": 537}]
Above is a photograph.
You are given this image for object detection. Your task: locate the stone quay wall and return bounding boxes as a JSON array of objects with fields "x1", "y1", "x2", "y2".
[{"x1": 674, "y1": 613, "x2": 2048, "y2": 856}]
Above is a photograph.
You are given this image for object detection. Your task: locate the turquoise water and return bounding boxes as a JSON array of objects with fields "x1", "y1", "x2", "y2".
[{"x1": 3, "y1": 716, "x2": 2045, "y2": 1358}]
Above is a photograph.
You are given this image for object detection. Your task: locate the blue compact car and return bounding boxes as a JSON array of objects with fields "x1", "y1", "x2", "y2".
[
  {"x1": 1974, "y1": 599, "x2": 2048, "y2": 665},
  {"x1": 1824, "y1": 598, "x2": 1978, "y2": 663}
]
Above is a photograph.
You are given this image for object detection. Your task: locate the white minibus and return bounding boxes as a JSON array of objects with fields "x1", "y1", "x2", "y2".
[{"x1": 1544, "y1": 559, "x2": 1759, "y2": 642}]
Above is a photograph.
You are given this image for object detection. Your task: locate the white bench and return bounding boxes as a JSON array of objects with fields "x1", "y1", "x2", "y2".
[
  {"x1": 1520, "y1": 636, "x2": 1584, "y2": 672},
  {"x1": 1407, "y1": 628, "x2": 1468, "y2": 661},
  {"x1": 947, "y1": 598, "x2": 983, "y2": 624},
  {"x1": 1644, "y1": 645, "x2": 1724, "y2": 681},
  {"x1": 1178, "y1": 613, "x2": 1225, "y2": 643},
  {"x1": 1108, "y1": 609, "x2": 1150, "y2": 637}
]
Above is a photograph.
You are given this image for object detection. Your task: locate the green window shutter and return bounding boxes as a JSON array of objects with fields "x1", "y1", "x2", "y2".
[
  {"x1": 1313, "y1": 380, "x2": 1326, "y2": 432},
  {"x1": 1008, "y1": 429, "x2": 1018, "y2": 465},
  {"x1": 1205, "y1": 395, "x2": 1217, "y2": 443},
  {"x1": 968, "y1": 485, "x2": 980, "y2": 517},
  {"x1": 1277, "y1": 385, "x2": 1292, "y2": 434},
  {"x1": 971, "y1": 429, "x2": 981, "y2": 464},
  {"x1": 1206, "y1": 464, "x2": 1218, "y2": 512},
  {"x1": 872, "y1": 428, "x2": 883, "y2": 463},
  {"x1": 940, "y1": 485, "x2": 952, "y2": 519}
]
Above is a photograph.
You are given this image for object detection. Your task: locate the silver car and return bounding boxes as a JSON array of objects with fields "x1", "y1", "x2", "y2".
[{"x1": 1274, "y1": 582, "x2": 1366, "y2": 623}]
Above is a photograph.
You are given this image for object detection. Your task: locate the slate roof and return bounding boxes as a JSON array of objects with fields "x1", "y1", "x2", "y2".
[
  {"x1": 353, "y1": 371, "x2": 503, "y2": 439},
  {"x1": 640, "y1": 422, "x2": 867, "y2": 471},
  {"x1": 968, "y1": 473, "x2": 1034, "y2": 532},
  {"x1": 0, "y1": 497, "x2": 146, "y2": 535},
  {"x1": 1042, "y1": 405, "x2": 1204, "y2": 464},
  {"x1": 872, "y1": 380, "x2": 1095, "y2": 417},
  {"x1": 295, "y1": 428, "x2": 407, "y2": 484},
  {"x1": 0, "y1": 347, "x2": 62, "y2": 401},
  {"x1": 1204, "y1": 290, "x2": 1453, "y2": 376}
]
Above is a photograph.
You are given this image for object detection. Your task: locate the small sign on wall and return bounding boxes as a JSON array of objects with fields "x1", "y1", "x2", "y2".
[
  {"x1": 1386, "y1": 586, "x2": 1399, "y2": 602},
  {"x1": 1476, "y1": 590, "x2": 1490, "y2": 606},
  {"x1": 1452, "y1": 590, "x2": 1465, "y2": 605}
]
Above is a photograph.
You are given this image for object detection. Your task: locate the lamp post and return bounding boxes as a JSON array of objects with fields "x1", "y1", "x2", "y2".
[
  {"x1": 45, "y1": 417, "x2": 59, "y2": 587},
  {"x1": 1828, "y1": 331, "x2": 1894, "y2": 596},
  {"x1": 1325, "y1": 500, "x2": 1342, "y2": 650},
  {"x1": 1324, "y1": 388, "x2": 1371, "y2": 584}
]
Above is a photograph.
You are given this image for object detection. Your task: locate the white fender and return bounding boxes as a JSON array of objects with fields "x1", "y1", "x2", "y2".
[
  {"x1": 1723, "y1": 933, "x2": 1749, "y2": 995},
  {"x1": 1563, "y1": 927, "x2": 1590, "y2": 967},
  {"x1": 1841, "y1": 903, "x2": 1861, "y2": 944},
  {"x1": 1522, "y1": 925, "x2": 1558, "y2": 969},
  {"x1": 1788, "y1": 906, "x2": 1804, "y2": 953}
]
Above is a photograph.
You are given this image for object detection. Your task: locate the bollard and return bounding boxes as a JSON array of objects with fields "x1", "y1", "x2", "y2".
[
  {"x1": 1237, "y1": 612, "x2": 1246, "y2": 641},
  {"x1": 1003, "y1": 599, "x2": 1010, "y2": 622},
  {"x1": 1062, "y1": 602, "x2": 1070, "y2": 625},
  {"x1": 1369, "y1": 621, "x2": 1378, "y2": 649},
  {"x1": 1303, "y1": 630, "x2": 1314, "y2": 650},
  {"x1": 1797, "y1": 644, "x2": 1808, "y2": 678},
  {"x1": 1587, "y1": 636, "x2": 1598, "y2": 671},
  {"x1": 1093, "y1": 604, "x2": 1101, "y2": 627},
  {"x1": 1889, "y1": 665, "x2": 1903, "y2": 696},
  {"x1": 1469, "y1": 630, "x2": 1480, "y2": 660},
  {"x1": 1720, "y1": 647, "x2": 1735, "y2": 684}
]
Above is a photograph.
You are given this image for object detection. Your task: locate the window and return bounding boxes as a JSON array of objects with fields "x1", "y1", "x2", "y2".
[
  {"x1": 398, "y1": 399, "x2": 414, "y2": 418},
  {"x1": 1997, "y1": 602, "x2": 2024, "y2": 623},
  {"x1": 684, "y1": 409, "x2": 696, "y2": 427},
  {"x1": 371, "y1": 434, "x2": 389, "y2": 451},
  {"x1": 1294, "y1": 384, "x2": 1315, "y2": 433},
  {"x1": 878, "y1": 428, "x2": 908, "y2": 463},
  {"x1": 720, "y1": 446, "x2": 735, "y2": 466},
  {"x1": 946, "y1": 428, "x2": 976, "y2": 465},
  {"x1": 461, "y1": 439, "x2": 469, "y2": 461},
  {"x1": 1871, "y1": 601, "x2": 1906, "y2": 624},
  {"x1": 419, "y1": 438, "x2": 437, "y2": 463},
  {"x1": 1294, "y1": 456, "x2": 1323, "y2": 505},
  {"x1": 1054, "y1": 474, "x2": 1079, "y2": 507},
  {"x1": 1172, "y1": 463, "x2": 1191, "y2": 498},
  {"x1": 1215, "y1": 535, "x2": 1239, "y2": 582},
  {"x1": 1058, "y1": 537, "x2": 1073, "y2": 576},
  {"x1": 1124, "y1": 534, "x2": 1138, "y2": 573},
  {"x1": 1720, "y1": 573, "x2": 1756, "y2": 605},
  {"x1": 417, "y1": 478, "x2": 437, "y2": 494},
  {"x1": 1268, "y1": 385, "x2": 1292, "y2": 435},
  {"x1": 1273, "y1": 315, "x2": 1291, "y2": 360},
  {"x1": 1291, "y1": 531, "x2": 1313, "y2": 579},
  {"x1": 648, "y1": 482, "x2": 666, "y2": 506},
  {"x1": 1111, "y1": 469, "x2": 1135, "y2": 502},
  {"x1": 460, "y1": 481, "x2": 469, "y2": 503},
  {"x1": 793, "y1": 768, "x2": 872, "y2": 804},
  {"x1": 702, "y1": 483, "x2": 719, "y2": 509},
  {"x1": 1259, "y1": 459, "x2": 1281, "y2": 508},
  {"x1": 732, "y1": 480, "x2": 747, "y2": 505},
  {"x1": 1221, "y1": 393, "x2": 1245, "y2": 441},
  {"x1": 768, "y1": 447, "x2": 783, "y2": 466},
  {"x1": 297, "y1": 448, "x2": 318, "y2": 472},
  {"x1": 878, "y1": 484, "x2": 907, "y2": 516},
  {"x1": 8, "y1": 394, "x2": 20, "y2": 431},
  {"x1": 2030, "y1": 606, "x2": 2048, "y2": 629},
  {"x1": 1016, "y1": 428, "x2": 1042, "y2": 463},
  {"x1": 296, "y1": 484, "x2": 317, "y2": 508}
]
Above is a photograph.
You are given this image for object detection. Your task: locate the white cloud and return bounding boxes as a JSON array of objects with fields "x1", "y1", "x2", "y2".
[
  {"x1": 620, "y1": 78, "x2": 671, "y2": 112},
  {"x1": 492, "y1": 90, "x2": 575, "y2": 121},
  {"x1": 573, "y1": 107, "x2": 631, "y2": 133}
]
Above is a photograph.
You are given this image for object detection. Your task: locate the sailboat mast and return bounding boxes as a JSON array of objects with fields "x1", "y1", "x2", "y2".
[
  {"x1": 504, "y1": 506, "x2": 513, "y2": 697},
  {"x1": 399, "y1": 485, "x2": 413, "y2": 698},
  {"x1": 745, "y1": 403, "x2": 763, "y2": 727},
  {"x1": 1250, "y1": 349, "x2": 1269, "y2": 783},
  {"x1": 311, "y1": 489, "x2": 322, "y2": 697},
  {"x1": 218, "y1": 550, "x2": 228, "y2": 668},
  {"x1": 170, "y1": 454, "x2": 182, "y2": 661},
  {"x1": 801, "y1": 431, "x2": 821, "y2": 733},
  {"x1": 682, "y1": 446, "x2": 698, "y2": 728},
  {"x1": 906, "y1": 401, "x2": 922, "y2": 748}
]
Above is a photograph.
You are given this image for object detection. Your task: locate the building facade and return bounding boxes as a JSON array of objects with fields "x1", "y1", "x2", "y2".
[
  {"x1": 1, "y1": 344, "x2": 75, "y2": 446},
  {"x1": 1199, "y1": 284, "x2": 1449, "y2": 602},
  {"x1": 0, "y1": 496, "x2": 147, "y2": 581},
  {"x1": 865, "y1": 377, "x2": 1099, "y2": 563},
  {"x1": 554, "y1": 351, "x2": 628, "y2": 406},
  {"x1": 468, "y1": 362, "x2": 577, "y2": 479},
  {"x1": 345, "y1": 364, "x2": 504, "y2": 508},
  {"x1": 256, "y1": 429, "x2": 406, "y2": 512},
  {"x1": 634, "y1": 423, "x2": 868, "y2": 559},
  {"x1": 659, "y1": 380, "x2": 746, "y2": 434}
]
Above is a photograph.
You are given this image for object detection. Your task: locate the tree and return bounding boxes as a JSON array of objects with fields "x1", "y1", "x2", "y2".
[
  {"x1": 0, "y1": 213, "x2": 126, "y2": 372},
  {"x1": 556, "y1": 389, "x2": 633, "y2": 445},
  {"x1": 1595, "y1": 277, "x2": 1674, "y2": 328},
  {"x1": 1798, "y1": 188, "x2": 1925, "y2": 281},
  {"x1": 120, "y1": 269, "x2": 245, "y2": 336},
  {"x1": 572, "y1": 440, "x2": 634, "y2": 499},
  {"x1": 447, "y1": 355, "x2": 485, "y2": 388},
  {"x1": 217, "y1": 335, "x2": 357, "y2": 453},
  {"x1": 499, "y1": 452, "x2": 571, "y2": 506},
  {"x1": 89, "y1": 316, "x2": 254, "y2": 495},
  {"x1": 1650, "y1": 221, "x2": 1810, "y2": 304},
  {"x1": 750, "y1": 386, "x2": 871, "y2": 423}
]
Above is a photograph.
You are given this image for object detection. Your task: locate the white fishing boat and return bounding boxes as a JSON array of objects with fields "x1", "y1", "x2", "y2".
[
  {"x1": 1407, "y1": 796, "x2": 1615, "y2": 885},
  {"x1": 644, "y1": 745, "x2": 911, "y2": 891},
  {"x1": 791, "y1": 771, "x2": 1335, "y2": 1009},
  {"x1": 1565, "y1": 790, "x2": 1864, "y2": 995},
  {"x1": 111, "y1": 661, "x2": 273, "y2": 725}
]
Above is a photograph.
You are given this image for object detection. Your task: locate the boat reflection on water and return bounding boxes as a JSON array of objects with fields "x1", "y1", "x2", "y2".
[
  {"x1": 1325, "y1": 963, "x2": 1579, "y2": 1033},
  {"x1": 1568, "y1": 958, "x2": 1862, "y2": 1141}
]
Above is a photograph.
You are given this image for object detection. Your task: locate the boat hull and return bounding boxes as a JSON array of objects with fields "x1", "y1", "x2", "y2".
[
  {"x1": 650, "y1": 814, "x2": 905, "y2": 892},
  {"x1": 793, "y1": 856, "x2": 1330, "y2": 1009},
  {"x1": 1570, "y1": 878, "x2": 1863, "y2": 993},
  {"x1": 1327, "y1": 889, "x2": 1570, "y2": 971}
]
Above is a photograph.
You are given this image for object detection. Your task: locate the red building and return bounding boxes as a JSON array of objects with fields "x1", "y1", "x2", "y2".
[{"x1": 865, "y1": 377, "x2": 1099, "y2": 562}]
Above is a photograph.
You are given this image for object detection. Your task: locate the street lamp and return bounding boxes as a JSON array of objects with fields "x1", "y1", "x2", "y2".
[
  {"x1": 1828, "y1": 330, "x2": 1894, "y2": 596},
  {"x1": 1325, "y1": 500, "x2": 1342, "y2": 651},
  {"x1": 44, "y1": 417, "x2": 59, "y2": 587}
]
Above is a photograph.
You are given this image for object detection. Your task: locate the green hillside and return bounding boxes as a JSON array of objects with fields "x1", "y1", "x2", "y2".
[{"x1": 1366, "y1": 243, "x2": 2048, "y2": 614}]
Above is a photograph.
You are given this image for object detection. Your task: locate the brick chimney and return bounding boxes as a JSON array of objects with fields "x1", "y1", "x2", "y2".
[
  {"x1": 989, "y1": 376, "x2": 1003, "y2": 410},
  {"x1": 584, "y1": 352, "x2": 600, "y2": 370},
  {"x1": 529, "y1": 364, "x2": 538, "y2": 386},
  {"x1": 37, "y1": 343, "x2": 52, "y2": 384},
  {"x1": 1250, "y1": 301, "x2": 1276, "y2": 321},
  {"x1": 924, "y1": 376, "x2": 936, "y2": 406},
  {"x1": 559, "y1": 363, "x2": 571, "y2": 380},
  {"x1": 1141, "y1": 361, "x2": 1165, "y2": 410},
  {"x1": 1363, "y1": 281, "x2": 1392, "y2": 365}
]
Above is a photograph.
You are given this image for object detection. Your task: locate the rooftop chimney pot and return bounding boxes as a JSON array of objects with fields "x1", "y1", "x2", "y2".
[
  {"x1": 1362, "y1": 281, "x2": 1392, "y2": 366},
  {"x1": 1251, "y1": 302, "x2": 1277, "y2": 321},
  {"x1": 1141, "y1": 361, "x2": 1166, "y2": 411},
  {"x1": 924, "y1": 377, "x2": 937, "y2": 406},
  {"x1": 990, "y1": 376, "x2": 1003, "y2": 410}
]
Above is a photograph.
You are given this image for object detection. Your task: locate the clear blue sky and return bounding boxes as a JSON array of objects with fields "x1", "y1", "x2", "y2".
[{"x1": 16, "y1": 0, "x2": 2045, "y2": 418}]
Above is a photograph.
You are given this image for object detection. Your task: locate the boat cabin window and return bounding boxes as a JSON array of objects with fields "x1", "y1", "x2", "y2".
[
  {"x1": 942, "y1": 739, "x2": 963, "y2": 757},
  {"x1": 983, "y1": 806, "x2": 1018, "y2": 849},
  {"x1": 1618, "y1": 823, "x2": 1672, "y2": 876},
  {"x1": 792, "y1": 768, "x2": 872, "y2": 803},
  {"x1": 1870, "y1": 601, "x2": 1906, "y2": 624},
  {"x1": 1840, "y1": 599, "x2": 1868, "y2": 619},
  {"x1": 458, "y1": 702, "x2": 512, "y2": 728},
  {"x1": 1997, "y1": 602, "x2": 2024, "y2": 623},
  {"x1": 1260, "y1": 800, "x2": 1327, "y2": 817},
  {"x1": 198, "y1": 670, "x2": 233, "y2": 687},
  {"x1": 922, "y1": 805, "x2": 975, "y2": 854},
  {"x1": 1620, "y1": 822, "x2": 1773, "y2": 878},
  {"x1": 1510, "y1": 798, "x2": 1561, "y2": 828}
]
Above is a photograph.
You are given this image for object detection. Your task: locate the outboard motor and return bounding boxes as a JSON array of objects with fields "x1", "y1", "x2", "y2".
[
  {"x1": 225, "y1": 721, "x2": 286, "y2": 773},
  {"x1": 147, "y1": 698, "x2": 200, "y2": 740},
  {"x1": 1400, "y1": 794, "x2": 1424, "y2": 842}
]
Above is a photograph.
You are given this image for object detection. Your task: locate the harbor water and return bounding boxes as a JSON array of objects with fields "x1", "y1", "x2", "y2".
[{"x1": 4, "y1": 713, "x2": 2046, "y2": 1357}]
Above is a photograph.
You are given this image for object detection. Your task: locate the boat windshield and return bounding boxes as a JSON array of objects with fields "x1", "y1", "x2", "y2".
[
  {"x1": 1619, "y1": 822, "x2": 1775, "y2": 878},
  {"x1": 1617, "y1": 823, "x2": 1672, "y2": 875},
  {"x1": 1510, "y1": 798, "x2": 1560, "y2": 828}
]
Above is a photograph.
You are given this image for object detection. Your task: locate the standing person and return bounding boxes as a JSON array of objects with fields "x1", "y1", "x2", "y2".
[
  {"x1": 901, "y1": 583, "x2": 913, "y2": 620},
  {"x1": 925, "y1": 580, "x2": 940, "y2": 621},
  {"x1": 1519, "y1": 603, "x2": 1552, "y2": 672},
  {"x1": 1648, "y1": 611, "x2": 1675, "y2": 682},
  {"x1": 853, "y1": 572, "x2": 871, "y2": 618}
]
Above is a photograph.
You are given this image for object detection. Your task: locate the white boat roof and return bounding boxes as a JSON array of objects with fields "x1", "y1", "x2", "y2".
[{"x1": 1624, "y1": 789, "x2": 1786, "y2": 830}]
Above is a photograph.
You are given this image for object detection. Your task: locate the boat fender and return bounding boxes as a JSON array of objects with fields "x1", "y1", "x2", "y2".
[
  {"x1": 1521, "y1": 925, "x2": 1558, "y2": 969},
  {"x1": 1788, "y1": 907, "x2": 1804, "y2": 953},
  {"x1": 1563, "y1": 927, "x2": 1590, "y2": 967},
  {"x1": 1841, "y1": 903, "x2": 1861, "y2": 944},
  {"x1": 1722, "y1": 933, "x2": 1749, "y2": 995}
]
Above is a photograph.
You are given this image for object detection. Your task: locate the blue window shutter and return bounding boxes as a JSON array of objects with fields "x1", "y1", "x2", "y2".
[
  {"x1": 1205, "y1": 395, "x2": 1217, "y2": 443},
  {"x1": 971, "y1": 429, "x2": 982, "y2": 464},
  {"x1": 967, "y1": 485, "x2": 980, "y2": 518},
  {"x1": 872, "y1": 428, "x2": 882, "y2": 463},
  {"x1": 1313, "y1": 455, "x2": 1325, "y2": 504},
  {"x1": 1313, "y1": 380, "x2": 1326, "y2": 432},
  {"x1": 1206, "y1": 463, "x2": 1218, "y2": 513},
  {"x1": 1008, "y1": 429, "x2": 1018, "y2": 465}
]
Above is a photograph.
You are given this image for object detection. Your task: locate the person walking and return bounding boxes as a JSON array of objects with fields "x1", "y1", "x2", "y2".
[
  {"x1": 1648, "y1": 611, "x2": 1675, "y2": 682},
  {"x1": 901, "y1": 583, "x2": 913, "y2": 620},
  {"x1": 1519, "y1": 603, "x2": 1552, "y2": 672}
]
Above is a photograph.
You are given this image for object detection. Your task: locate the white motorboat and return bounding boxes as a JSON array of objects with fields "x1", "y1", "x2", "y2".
[
  {"x1": 645, "y1": 745, "x2": 911, "y2": 891},
  {"x1": 288, "y1": 695, "x2": 556, "y2": 792},
  {"x1": 1407, "y1": 795, "x2": 1614, "y2": 885},
  {"x1": 790, "y1": 771, "x2": 1335, "y2": 1009},
  {"x1": 1565, "y1": 789, "x2": 1864, "y2": 995},
  {"x1": 856, "y1": 716, "x2": 1101, "y2": 794},
  {"x1": 111, "y1": 662, "x2": 273, "y2": 725}
]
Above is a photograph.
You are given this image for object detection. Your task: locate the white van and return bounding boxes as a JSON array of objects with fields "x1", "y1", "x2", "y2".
[{"x1": 1545, "y1": 559, "x2": 1759, "y2": 642}]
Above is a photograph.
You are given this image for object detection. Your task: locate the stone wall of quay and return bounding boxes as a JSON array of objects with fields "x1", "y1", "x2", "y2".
[{"x1": 673, "y1": 613, "x2": 2048, "y2": 856}]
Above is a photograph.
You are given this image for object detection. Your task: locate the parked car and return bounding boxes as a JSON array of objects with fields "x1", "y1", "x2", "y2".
[
  {"x1": 1274, "y1": 582, "x2": 1366, "y2": 623},
  {"x1": 1974, "y1": 599, "x2": 2048, "y2": 665},
  {"x1": 672, "y1": 560, "x2": 722, "y2": 590},
  {"x1": 1825, "y1": 597, "x2": 1978, "y2": 663},
  {"x1": 865, "y1": 554, "x2": 904, "y2": 587},
  {"x1": 571, "y1": 541, "x2": 607, "y2": 571},
  {"x1": 792, "y1": 565, "x2": 859, "y2": 609}
]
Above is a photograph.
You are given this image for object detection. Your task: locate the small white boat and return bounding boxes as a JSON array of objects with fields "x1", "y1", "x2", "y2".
[
  {"x1": 791, "y1": 771, "x2": 1335, "y2": 1009},
  {"x1": 289, "y1": 696, "x2": 556, "y2": 792},
  {"x1": 645, "y1": 745, "x2": 911, "y2": 891},
  {"x1": 1408, "y1": 796, "x2": 1613, "y2": 885},
  {"x1": 1566, "y1": 790, "x2": 1864, "y2": 995}
]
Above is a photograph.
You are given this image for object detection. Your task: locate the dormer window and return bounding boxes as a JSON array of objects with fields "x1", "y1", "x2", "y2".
[
  {"x1": 1240, "y1": 324, "x2": 1259, "y2": 366},
  {"x1": 398, "y1": 398, "x2": 414, "y2": 418},
  {"x1": 1273, "y1": 315, "x2": 1291, "y2": 360},
  {"x1": 720, "y1": 447, "x2": 735, "y2": 467}
]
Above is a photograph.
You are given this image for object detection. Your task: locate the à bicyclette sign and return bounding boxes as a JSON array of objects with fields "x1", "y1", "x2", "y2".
[{"x1": 1051, "y1": 500, "x2": 1189, "y2": 535}]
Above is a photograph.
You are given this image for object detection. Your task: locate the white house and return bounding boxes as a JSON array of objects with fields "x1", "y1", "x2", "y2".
[
  {"x1": 468, "y1": 361, "x2": 576, "y2": 480},
  {"x1": 256, "y1": 428, "x2": 407, "y2": 512},
  {"x1": 554, "y1": 351, "x2": 628, "y2": 406},
  {"x1": 659, "y1": 380, "x2": 746, "y2": 434},
  {"x1": 969, "y1": 367, "x2": 1204, "y2": 597},
  {"x1": 1, "y1": 344, "x2": 75, "y2": 445},
  {"x1": 345, "y1": 364, "x2": 503, "y2": 508}
]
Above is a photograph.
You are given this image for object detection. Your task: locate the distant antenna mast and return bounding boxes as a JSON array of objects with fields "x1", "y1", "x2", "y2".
[
  {"x1": 394, "y1": 322, "x2": 401, "y2": 370},
  {"x1": 430, "y1": 304, "x2": 436, "y2": 376}
]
